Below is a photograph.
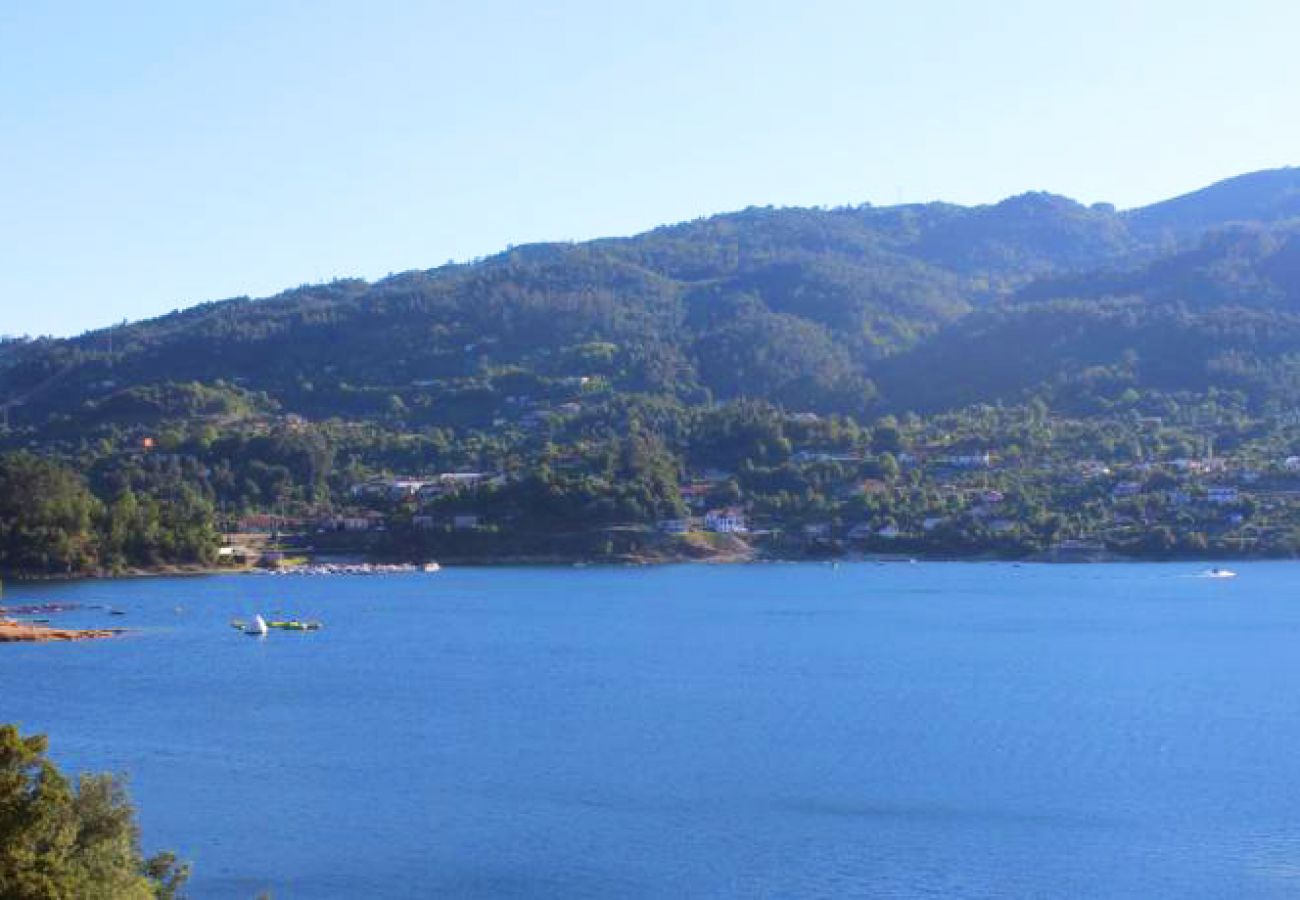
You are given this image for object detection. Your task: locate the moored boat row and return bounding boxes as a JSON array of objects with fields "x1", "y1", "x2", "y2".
[{"x1": 252, "y1": 562, "x2": 440, "y2": 576}]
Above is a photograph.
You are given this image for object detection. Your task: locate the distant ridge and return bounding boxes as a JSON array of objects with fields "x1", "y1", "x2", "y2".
[
  {"x1": 1127, "y1": 166, "x2": 1300, "y2": 240},
  {"x1": 5, "y1": 167, "x2": 1300, "y2": 431}
]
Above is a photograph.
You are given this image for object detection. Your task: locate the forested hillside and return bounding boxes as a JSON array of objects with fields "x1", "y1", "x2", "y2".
[
  {"x1": 4, "y1": 167, "x2": 1300, "y2": 571},
  {"x1": 4, "y1": 167, "x2": 1299, "y2": 434},
  {"x1": 1126, "y1": 167, "x2": 1300, "y2": 241}
]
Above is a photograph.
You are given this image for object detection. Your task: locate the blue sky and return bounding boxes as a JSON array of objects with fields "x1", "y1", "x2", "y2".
[{"x1": 2, "y1": 0, "x2": 1296, "y2": 336}]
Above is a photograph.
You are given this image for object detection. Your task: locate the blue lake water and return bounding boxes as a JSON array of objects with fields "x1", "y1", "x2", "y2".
[{"x1": 3, "y1": 562, "x2": 1300, "y2": 898}]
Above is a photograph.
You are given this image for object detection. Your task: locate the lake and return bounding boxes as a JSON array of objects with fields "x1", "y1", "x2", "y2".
[{"x1": 3, "y1": 561, "x2": 1300, "y2": 898}]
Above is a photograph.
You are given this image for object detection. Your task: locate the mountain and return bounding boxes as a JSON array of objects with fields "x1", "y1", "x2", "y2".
[
  {"x1": 3, "y1": 167, "x2": 1300, "y2": 438},
  {"x1": 8, "y1": 167, "x2": 1300, "y2": 571},
  {"x1": 906, "y1": 192, "x2": 1136, "y2": 278},
  {"x1": 1126, "y1": 167, "x2": 1300, "y2": 242},
  {"x1": 876, "y1": 218, "x2": 1300, "y2": 412},
  {"x1": 1017, "y1": 221, "x2": 1300, "y2": 311}
]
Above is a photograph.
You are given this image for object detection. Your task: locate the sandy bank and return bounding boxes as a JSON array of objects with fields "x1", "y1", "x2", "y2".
[{"x1": 0, "y1": 620, "x2": 124, "y2": 643}]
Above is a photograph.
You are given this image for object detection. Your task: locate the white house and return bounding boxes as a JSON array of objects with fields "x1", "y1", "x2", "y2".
[
  {"x1": 351, "y1": 478, "x2": 429, "y2": 501},
  {"x1": 417, "y1": 472, "x2": 494, "y2": 502},
  {"x1": 704, "y1": 507, "x2": 747, "y2": 534}
]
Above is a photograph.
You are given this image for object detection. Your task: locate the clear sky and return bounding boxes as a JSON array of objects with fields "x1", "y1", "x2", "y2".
[{"x1": 2, "y1": 0, "x2": 1297, "y2": 337}]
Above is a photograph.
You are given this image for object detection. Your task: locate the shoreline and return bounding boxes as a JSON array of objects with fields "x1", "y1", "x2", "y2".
[
  {"x1": 1, "y1": 550, "x2": 1290, "y2": 583},
  {"x1": 1, "y1": 563, "x2": 253, "y2": 584},
  {"x1": 0, "y1": 620, "x2": 125, "y2": 643}
]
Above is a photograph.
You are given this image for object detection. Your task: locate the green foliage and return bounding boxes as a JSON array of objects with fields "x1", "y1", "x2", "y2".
[
  {"x1": 4, "y1": 170, "x2": 1300, "y2": 436},
  {"x1": 0, "y1": 724, "x2": 189, "y2": 899},
  {"x1": 0, "y1": 453, "x2": 217, "y2": 576},
  {"x1": 3, "y1": 170, "x2": 1300, "y2": 563},
  {"x1": 0, "y1": 454, "x2": 100, "y2": 574}
]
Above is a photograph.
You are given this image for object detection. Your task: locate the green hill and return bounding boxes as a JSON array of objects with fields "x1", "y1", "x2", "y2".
[
  {"x1": 0, "y1": 179, "x2": 1209, "y2": 431},
  {"x1": 6, "y1": 168, "x2": 1300, "y2": 570},
  {"x1": 1126, "y1": 167, "x2": 1300, "y2": 242}
]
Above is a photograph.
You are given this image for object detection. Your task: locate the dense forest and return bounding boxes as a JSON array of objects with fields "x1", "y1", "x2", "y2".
[
  {"x1": 0, "y1": 453, "x2": 217, "y2": 575},
  {"x1": 3, "y1": 167, "x2": 1300, "y2": 571}
]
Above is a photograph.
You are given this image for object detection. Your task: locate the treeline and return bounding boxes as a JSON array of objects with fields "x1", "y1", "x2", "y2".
[{"x1": 0, "y1": 452, "x2": 217, "y2": 576}]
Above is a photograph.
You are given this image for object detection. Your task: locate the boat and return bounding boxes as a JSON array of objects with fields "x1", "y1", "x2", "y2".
[
  {"x1": 422, "y1": 562, "x2": 441, "y2": 573},
  {"x1": 266, "y1": 620, "x2": 322, "y2": 631},
  {"x1": 245, "y1": 614, "x2": 269, "y2": 636},
  {"x1": 1202, "y1": 568, "x2": 1238, "y2": 579}
]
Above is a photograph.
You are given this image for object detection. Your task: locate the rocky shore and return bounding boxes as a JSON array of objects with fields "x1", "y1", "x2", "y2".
[{"x1": 0, "y1": 620, "x2": 124, "y2": 643}]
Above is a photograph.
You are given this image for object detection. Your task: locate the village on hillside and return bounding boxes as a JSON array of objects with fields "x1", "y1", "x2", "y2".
[{"x1": 215, "y1": 401, "x2": 1300, "y2": 565}]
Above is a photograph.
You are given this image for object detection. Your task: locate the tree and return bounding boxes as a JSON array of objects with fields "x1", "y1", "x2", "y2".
[
  {"x1": 0, "y1": 724, "x2": 188, "y2": 899},
  {"x1": 0, "y1": 454, "x2": 101, "y2": 574},
  {"x1": 876, "y1": 452, "x2": 900, "y2": 482},
  {"x1": 871, "y1": 418, "x2": 903, "y2": 454}
]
